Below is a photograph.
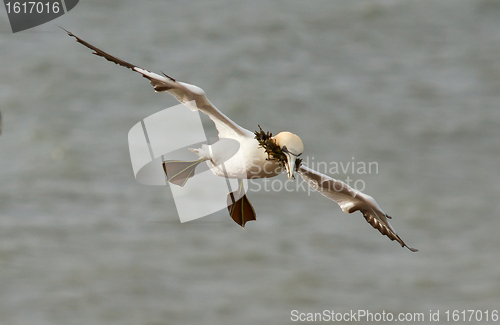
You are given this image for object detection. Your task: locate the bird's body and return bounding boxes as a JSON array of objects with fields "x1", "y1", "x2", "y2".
[
  {"x1": 193, "y1": 132, "x2": 284, "y2": 179},
  {"x1": 64, "y1": 28, "x2": 417, "y2": 252}
]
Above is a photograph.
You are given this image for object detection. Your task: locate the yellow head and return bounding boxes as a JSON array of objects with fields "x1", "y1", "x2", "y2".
[{"x1": 273, "y1": 132, "x2": 304, "y2": 179}]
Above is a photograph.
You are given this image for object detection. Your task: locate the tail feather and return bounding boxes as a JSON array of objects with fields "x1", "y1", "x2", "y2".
[{"x1": 162, "y1": 158, "x2": 205, "y2": 187}]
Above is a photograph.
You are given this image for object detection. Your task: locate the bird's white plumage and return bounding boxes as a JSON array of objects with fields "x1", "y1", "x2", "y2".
[
  {"x1": 134, "y1": 67, "x2": 252, "y2": 139},
  {"x1": 132, "y1": 67, "x2": 281, "y2": 179},
  {"x1": 64, "y1": 28, "x2": 417, "y2": 252},
  {"x1": 297, "y1": 164, "x2": 416, "y2": 251}
]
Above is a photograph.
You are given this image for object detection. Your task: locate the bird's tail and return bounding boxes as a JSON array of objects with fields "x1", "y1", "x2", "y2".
[{"x1": 162, "y1": 157, "x2": 205, "y2": 187}]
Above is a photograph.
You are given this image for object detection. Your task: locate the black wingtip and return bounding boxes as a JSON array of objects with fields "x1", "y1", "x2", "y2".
[
  {"x1": 398, "y1": 235, "x2": 418, "y2": 252},
  {"x1": 161, "y1": 71, "x2": 176, "y2": 82},
  {"x1": 61, "y1": 27, "x2": 138, "y2": 71},
  {"x1": 57, "y1": 25, "x2": 72, "y2": 36}
]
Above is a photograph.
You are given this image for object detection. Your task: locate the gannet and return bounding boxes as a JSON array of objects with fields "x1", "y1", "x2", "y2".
[{"x1": 63, "y1": 28, "x2": 417, "y2": 252}]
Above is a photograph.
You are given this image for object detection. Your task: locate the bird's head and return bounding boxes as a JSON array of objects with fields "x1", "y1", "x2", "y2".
[{"x1": 273, "y1": 131, "x2": 303, "y2": 180}]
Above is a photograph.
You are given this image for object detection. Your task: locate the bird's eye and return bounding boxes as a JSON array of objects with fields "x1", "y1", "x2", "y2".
[{"x1": 282, "y1": 145, "x2": 301, "y2": 157}]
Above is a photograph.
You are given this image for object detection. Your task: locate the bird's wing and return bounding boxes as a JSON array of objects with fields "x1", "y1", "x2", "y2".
[
  {"x1": 62, "y1": 28, "x2": 251, "y2": 139},
  {"x1": 297, "y1": 164, "x2": 417, "y2": 252}
]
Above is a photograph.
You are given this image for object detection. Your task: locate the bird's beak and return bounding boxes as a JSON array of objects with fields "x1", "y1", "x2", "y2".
[{"x1": 284, "y1": 152, "x2": 297, "y2": 180}]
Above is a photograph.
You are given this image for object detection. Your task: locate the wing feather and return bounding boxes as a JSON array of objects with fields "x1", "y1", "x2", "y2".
[
  {"x1": 298, "y1": 164, "x2": 417, "y2": 252},
  {"x1": 62, "y1": 27, "x2": 251, "y2": 139}
]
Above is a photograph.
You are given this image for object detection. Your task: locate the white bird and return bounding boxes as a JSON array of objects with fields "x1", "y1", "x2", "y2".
[{"x1": 63, "y1": 28, "x2": 417, "y2": 252}]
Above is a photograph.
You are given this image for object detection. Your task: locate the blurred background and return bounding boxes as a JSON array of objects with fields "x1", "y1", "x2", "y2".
[{"x1": 1, "y1": 0, "x2": 500, "y2": 324}]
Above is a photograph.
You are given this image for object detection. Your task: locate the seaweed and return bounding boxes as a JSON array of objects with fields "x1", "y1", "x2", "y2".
[{"x1": 254, "y1": 125, "x2": 302, "y2": 170}]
